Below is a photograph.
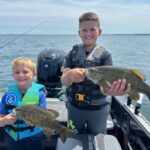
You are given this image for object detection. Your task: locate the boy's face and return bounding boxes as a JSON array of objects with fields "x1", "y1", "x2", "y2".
[
  {"x1": 78, "y1": 20, "x2": 101, "y2": 48},
  {"x1": 12, "y1": 65, "x2": 35, "y2": 87}
]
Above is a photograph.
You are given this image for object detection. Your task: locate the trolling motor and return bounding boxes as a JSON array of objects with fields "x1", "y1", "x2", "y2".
[{"x1": 37, "y1": 49, "x2": 66, "y2": 98}]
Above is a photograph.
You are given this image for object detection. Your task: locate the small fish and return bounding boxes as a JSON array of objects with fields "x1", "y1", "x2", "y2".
[
  {"x1": 86, "y1": 66, "x2": 150, "y2": 100},
  {"x1": 13, "y1": 105, "x2": 76, "y2": 143}
]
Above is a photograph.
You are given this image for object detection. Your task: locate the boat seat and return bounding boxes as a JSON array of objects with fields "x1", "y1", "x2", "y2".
[
  {"x1": 56, "y1": 133, "x2": 122, "y2": 150},
  {"x1": 94, "y1": 134, "x2": 122, "y2": 150}
]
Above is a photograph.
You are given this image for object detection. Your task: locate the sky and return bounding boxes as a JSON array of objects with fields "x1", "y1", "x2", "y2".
[{"x1": 0, "y1": 0, "x2": 150, "y2": 34}]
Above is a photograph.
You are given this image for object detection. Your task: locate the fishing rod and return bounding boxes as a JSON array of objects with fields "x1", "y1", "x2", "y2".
[{"x1": 0, "y1": 16, "x2": 56, "y2": 50}]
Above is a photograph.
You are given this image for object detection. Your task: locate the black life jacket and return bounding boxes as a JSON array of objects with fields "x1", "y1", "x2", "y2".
[{"x1": 66, "y1": 44, "x2": 111, "y2": 108}]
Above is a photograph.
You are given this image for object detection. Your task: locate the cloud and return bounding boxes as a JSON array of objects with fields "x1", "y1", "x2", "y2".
[
  {"x1": 62, "y1": 0, "x2": 105, "y2": 6},
  {"x1": 60, "y1": 0, "x2": 150, "y2": 6},
  {"x1": 0, "y1": 0, "x2": 150, "y2": 34}
]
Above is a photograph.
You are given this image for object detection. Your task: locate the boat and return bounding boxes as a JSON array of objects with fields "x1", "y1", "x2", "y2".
[{"x1": 0, "y1": 49, "x2": 150, "y2": 150}]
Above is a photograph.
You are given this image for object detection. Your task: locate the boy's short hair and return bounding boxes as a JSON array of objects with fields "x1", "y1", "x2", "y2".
[
  {"x1": 12, "y1": 57, "x2": 36, "y2": 74},
  {"x1": 79, "y1": 12, "x2": 100, "y2": 28}
]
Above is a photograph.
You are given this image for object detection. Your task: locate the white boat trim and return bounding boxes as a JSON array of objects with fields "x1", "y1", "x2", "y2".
[{"x1": 115, "y1": 95, "x2": 150, "y2": 138}]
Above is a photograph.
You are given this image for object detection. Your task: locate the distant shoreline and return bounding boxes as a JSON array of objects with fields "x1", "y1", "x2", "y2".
[{"x1": 0, "y1": 33, "x2": 150, "y2": 36}]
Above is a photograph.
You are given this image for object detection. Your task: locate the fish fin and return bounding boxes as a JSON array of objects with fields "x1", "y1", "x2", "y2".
[
  {"x1": 88, "y1": 77, "x2": 103, "y2": 85},
  {"x1": 146, "y1": 92, "x2": 150, "y2": 101},
  {"x1": 86, "y1": 68, "x2": 103, "y2": 84},
  {"x1": 100, "y1": 79, "x2": 111, "y2": 89},
  {"x1": 43, "y1": 128, "x2": 53, "y2": 138},
  {"x1": 147, "y1": 93, "x2": 150, "y2": 101},
  {"x1": 129, "y1": 69, "x2": 146, "y2": 81},
  {"x1": 129, "y1": 91, "x2": 140, "y2": 100},
  {"x1": 59, "y1": 134, "x2": 67, "y2": 143},
  {"x1": 59, "y1": 126, "x2": 76, "y2": 143},
  {"x1": 45, "y1": 109, "x2": 59, "y2": 118}
]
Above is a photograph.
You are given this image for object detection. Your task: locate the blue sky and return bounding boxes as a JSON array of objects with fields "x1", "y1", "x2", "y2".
[{"x1": 0, "y1": 0, "x2": 150, "y2": 34}]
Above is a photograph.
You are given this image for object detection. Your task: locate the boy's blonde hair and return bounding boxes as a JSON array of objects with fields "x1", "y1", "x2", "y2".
[
  {"x1": 12, "y1": 57, "x2": 36, "y2": 74},
  {"x1": 79, "y1": 12, "x2": 100, "y2": 28}
]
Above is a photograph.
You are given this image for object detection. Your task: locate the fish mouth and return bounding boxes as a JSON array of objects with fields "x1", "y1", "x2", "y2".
[
  {"x1": 13, "y1": 107, "x2": 21, "y2": 114},
  {"x1": 86, "y1": 68, "x2": 93, "y2": 79},
  {"x1": 12, "y1": 108, "x2": 17, "y2": 115},
  {"x1": 85, "y1": 69, "x2": 90, "y2": 78},
  {"x1": 14, "y1": 107, "x2": 20, "y2": 111},
  {"x1": 85, "y1": 68, "x2": 88, "y2": 75}
]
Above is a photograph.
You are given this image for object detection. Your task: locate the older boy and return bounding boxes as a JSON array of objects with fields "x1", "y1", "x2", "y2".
[
  {"x1": 61, "y1": 12, "x2": 131, "y2": 134},
  {"x1": 0, "y1": 57, "x2": 46, "y2": 150}
]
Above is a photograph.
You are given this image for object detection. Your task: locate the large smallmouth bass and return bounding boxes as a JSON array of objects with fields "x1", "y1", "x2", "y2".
[
  {"x1": 86, "y1": 66, "x2": 150, "y2": 100},
  {"x1": 13, "y1": 105, "x2": 76, "y2": 143}
]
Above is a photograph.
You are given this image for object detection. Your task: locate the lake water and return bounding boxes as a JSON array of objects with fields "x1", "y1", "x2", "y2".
[{"x1": 0, "y1": 34, "x2": 150, "y2": 121}]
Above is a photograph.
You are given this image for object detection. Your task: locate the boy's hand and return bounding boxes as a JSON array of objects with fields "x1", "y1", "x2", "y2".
[
  {"x1": 61, "y1": 68, "x2": 86, "y2": 86},
  {"x1": 100, "y1": 79, "x2": 131, "y2": 96},
  {"x1": 71, "y1": 68, "x2": 86, "y2": 83},
  {"x1": 4, "y1": 113, "x2": 16, "y2": 125}
]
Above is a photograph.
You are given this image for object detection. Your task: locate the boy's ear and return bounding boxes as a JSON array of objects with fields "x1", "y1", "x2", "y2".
[
  {"x1": 34, "y1": 72, "x2": 37, "y2": 76},
  {"x1": 99, "y1": 28, "x2": 102, "y2": 36},
  {"x1": 78, "y1": 30, "x2": 81, "y2": 36}
]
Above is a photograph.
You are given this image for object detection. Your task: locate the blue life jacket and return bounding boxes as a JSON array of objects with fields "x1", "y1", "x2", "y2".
[
  {"x1": 66, "y1": 44, "x2": 112, "y2": 109},
  {"x1": 4, "y1": 82, "x2": 45, "y2": 141}
]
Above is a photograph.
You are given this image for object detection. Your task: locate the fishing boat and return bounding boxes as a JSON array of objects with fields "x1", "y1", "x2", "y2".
[{"x1": 0, "y1": 49, "x2": 150, "y2": 150}]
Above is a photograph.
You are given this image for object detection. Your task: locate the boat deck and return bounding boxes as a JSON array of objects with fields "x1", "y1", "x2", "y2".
[
  {"x1": 0, "y1": 98, "x2": 114, "y2": 150},
  {"x1": 1, "y1": 96, "x2": 150, "y2": 149}
]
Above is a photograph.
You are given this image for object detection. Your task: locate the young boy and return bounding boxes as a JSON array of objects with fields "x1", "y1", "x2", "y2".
[
  {"x1": 0, "y1": 57, "x2": 46, "y2": 150},
  {"x1": 61, "y1": 12, "x2": 131, "y2": 135}
]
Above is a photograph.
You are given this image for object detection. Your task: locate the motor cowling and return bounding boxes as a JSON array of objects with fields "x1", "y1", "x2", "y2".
[{"x1": 37, "y1": 49, "x2": 66, "y2": 97}]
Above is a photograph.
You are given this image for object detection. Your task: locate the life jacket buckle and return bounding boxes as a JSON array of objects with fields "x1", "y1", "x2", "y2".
[{"x1": 76, "y1": 94, "x2": 85, "y2": 101}]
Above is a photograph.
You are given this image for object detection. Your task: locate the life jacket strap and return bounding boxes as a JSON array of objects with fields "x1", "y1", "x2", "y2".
[
  {"x1": 5, "y1": 125, "x2": 35, "y2": 132},
  {"x1": 68, "y1": 99, "x2": 109, "y2": 110},
  {"x1": 5, "y1": 104, "x2": 16, "y2": 110}
]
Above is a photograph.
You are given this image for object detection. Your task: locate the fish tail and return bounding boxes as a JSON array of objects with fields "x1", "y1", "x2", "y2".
[
  {"x1": 145, "y1": 84, "x2": 150, "y2": 101},
  {"x1": 59, "y1": 126, "x2": 76, "y2": 143},
  {"x1": 147, "y1": 92, "x2": 150, "y2": 101},
  {"x1": 140, "y1": 83, "x2": 150, "y2": 101}
]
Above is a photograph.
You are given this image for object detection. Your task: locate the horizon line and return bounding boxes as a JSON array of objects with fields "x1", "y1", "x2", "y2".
[{"x1": 0, "y1": 33, "x2": 150, "y2": 36}]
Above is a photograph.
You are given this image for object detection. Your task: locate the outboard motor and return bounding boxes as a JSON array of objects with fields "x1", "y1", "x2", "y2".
[{"x1": 37, "y1": 49, "x2": 66, "y2": 97}]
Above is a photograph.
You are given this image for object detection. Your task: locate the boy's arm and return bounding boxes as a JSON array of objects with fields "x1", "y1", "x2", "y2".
[
  {"x1": 61, "y1": 68, "x2": 86, "y2": 86},
  {"x1": 61, "y1": 50, "x2": 86, "y2": 86},
  {"x1": 39, "y1": 90, "x2": 47, "y2": 109},
  {"x1": 61, "y1": 68, "x2": 73, "y2": 86},
  {"x1": 0, "y1": 93, "x2": 16, "y2": 127}
]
